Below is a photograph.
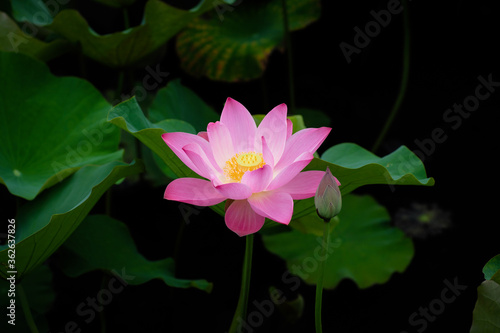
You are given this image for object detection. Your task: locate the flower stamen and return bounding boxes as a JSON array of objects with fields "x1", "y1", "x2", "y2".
[{"x1": 224, "y1": 152, "x2": 265, "y2": 183}]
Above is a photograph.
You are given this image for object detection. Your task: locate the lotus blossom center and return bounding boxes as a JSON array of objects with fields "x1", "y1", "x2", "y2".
[{"x1": 224, "y1": 152, "x2": 265, "y2": 183}]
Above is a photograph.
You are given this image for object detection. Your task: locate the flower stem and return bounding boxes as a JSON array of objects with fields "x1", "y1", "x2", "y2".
[
  {"x1": 122, "y1": 7, "x2": 130, "y2": 30},
  {"x1": 315, "y1": 220, "x2": 330, "y2": 333},
  {"x1": 371, "y1": 0, "x2": 410, "y2": 153},
  {"x1": 18, "y1": 283, "x2": 40, "y2": 333},
  {"x1": 115, "y1": 71, "x2": 125, "y2": 102},
  {"x1": 228, "y1": 233, "x2": 254, "y2": 333}
]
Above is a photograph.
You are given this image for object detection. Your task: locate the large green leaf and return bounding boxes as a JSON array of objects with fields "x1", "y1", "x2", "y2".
[
  {"x1": 10, "y1": 0, "x2": 53, "y2": 24},
  {"x1": 262, "y1": 194, "x2": 414, "y2": 289},
  {"x1": 0, "y1": 12, "x2": 70, "y2": 61},
  {"x1": 146, "y1": 79, "x2": 218, "y2": 182},
  {"x1": 0, "y1": 52, "x2": 122, "y2": 200},
  {"x1": 470, "y1": 254, "x2": 500, "y2": 332},
  {"x1": 0, "y1": 160, "x2": 144, "y2": 280},
  {"x1": 176, "y1": 0, "x2": 321, "y2": 81},
  {"x1": 108, "y1": 97, "x2": 198, "y2": 179},
  {"x1": 148, "y1": 78, "x2": 219, "y2": 132},
  {"x1": 317, "y1": 142, "x2": 434, "y2": 193},
  {"x1": 470, "y1": 280, "x2": 500, "y2": 333},
  {"x1": 292, "y1": 143, "x2": 435, "y2": 220},
  {"x1": 58, "y1": 214, "x2": 212, "y2": 292},
  {"x1": 483, "y1": 254, "x2": 500, "y2": 281},
  {"x1": 46, "y1": 0, "x2": 224, "y2": 68},
  {"x1": 108, "y1": 97, "x2": 226, "y2": 217}
]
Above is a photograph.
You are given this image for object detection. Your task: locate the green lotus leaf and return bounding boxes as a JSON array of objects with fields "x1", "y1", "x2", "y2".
[
  {"x1": 483, "y1": 254, "x2": 500, "y2": 281},
  {"x1": 292, "y1": 142, "x2": 435, "y2": 220},
  {"x1": 469, "y1": 253, "x2": 500, "y2": 332},
  {"x1": 0, "y1": 160, "x2": 144, "y2": 280},
  {"x1": 9, "y1": 0, "x2": 53, "y2": 25},
  {"x1": 262, "y1": 194, "x2": 414, "y2": 289},
  {"x1": 46, "y1": 0, "x2": 225, "y2": 68},
  {"x1": 0, "y1": 52, "x2": 122, "y2": 200},
  {"x1": 317, "y1": 142, "x2": 435, "y2": 193},
  {"x1": 0, "y1": 12, "x2": 70, "y2": 61},
  {"x1": 107, "y1": 96, "x2": 228, "y2": 216},
  {"x1": 108, "y1": 97, "x2": 198, "y2": 179},
  {"x1": 58, "y1": 214, "x2": 212, "y2": 292},
  {"x1": 470, "y1": 279, "x2": 500, "y2": 333},
  {"x1": 176, "y1": 0, "x2": 321, "y2": 81},
  {"x1": 148, "y1": 78, "x2": 219, "y2": 132}
]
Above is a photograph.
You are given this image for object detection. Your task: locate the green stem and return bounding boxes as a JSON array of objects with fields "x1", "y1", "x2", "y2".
[
  {"x1": 371, "y1": 0, "x2": 410, "y2": 153},
  {"x1": 18, "y1": 284, "x2": 40, "y2": 333},
  {"x1": 228, "y1": 233, "x2": 254, "y2": 333},
  {"x1": 99, "y1": 275, "x2": 108, "y2": 333},
  {"x1": 122, "y1": 7, "x2": 130, "y2": 30},
  {"x1": 315, "y1": 220, "x2": 330, "y2": 333},
  {"x1": 115, "y1": 71, "x2": 125, "y2": 102},
  {"x1": 281, "y1": 0, "x2": 296, "y2": 113}
]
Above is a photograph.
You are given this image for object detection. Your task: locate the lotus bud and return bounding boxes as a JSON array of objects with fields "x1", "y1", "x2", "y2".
[{"x1": 314, "y1": 167, "x2": 342, "y2": 221}]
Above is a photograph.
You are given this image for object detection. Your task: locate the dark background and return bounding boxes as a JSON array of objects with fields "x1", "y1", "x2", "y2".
[{"x1": 2, "y1": 0, "x2": 499, "y2": 332}]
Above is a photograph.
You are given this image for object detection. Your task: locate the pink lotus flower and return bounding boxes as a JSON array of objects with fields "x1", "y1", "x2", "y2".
[{"x1": 162, "y1": 98, "x2": 332, "y2": 236}]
